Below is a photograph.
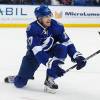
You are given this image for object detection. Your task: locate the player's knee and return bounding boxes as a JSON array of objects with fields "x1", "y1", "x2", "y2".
[
  {"x1": 18, "y1": 53, "x2": 39, "y2": 80},
  {"x1": 53, "y1": 44, "x2": 68, "y2": 58},
  {"x1": 14, "y1": 76, "x2": 28, "y2": 88}
]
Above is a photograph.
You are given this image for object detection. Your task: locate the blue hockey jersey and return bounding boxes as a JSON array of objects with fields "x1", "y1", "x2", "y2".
[{"x1": 26, "y1": 19, "x2": 77, "y2": 65}]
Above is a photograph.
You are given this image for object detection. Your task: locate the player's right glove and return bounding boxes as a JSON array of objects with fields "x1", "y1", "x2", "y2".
[{"x1": 73, "y1": 52, "x2": 87, "y2": 70}]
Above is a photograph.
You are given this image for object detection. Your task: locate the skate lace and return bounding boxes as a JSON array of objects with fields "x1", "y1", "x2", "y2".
[
  {"x1": 48, "y1": 77, "x2": 56, "y2": 85},
  {"x1": 8, "y1": 76, "x2": 15, "y2": 83}
]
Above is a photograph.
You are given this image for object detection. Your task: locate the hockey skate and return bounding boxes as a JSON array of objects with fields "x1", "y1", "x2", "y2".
[
  {"x1": 4, "y1": 76, "x2": 15, "y2": 83},
  {"x1": 44, "y1": 76, "x2": 58, "y2": 94},
  {"x1": 4, "y1": 76, "x2": 34, "y2": 83}
]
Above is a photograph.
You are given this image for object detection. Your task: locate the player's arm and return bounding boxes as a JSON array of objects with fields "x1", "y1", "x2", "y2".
[
  {"x1": 57, "y1": 25, "x2": 86, "y2": 70},
  {"x1": 56, "y1": 24, "x2": 77, "y2": 58},
  {"x1": 27, "y1": 36, "x2": 49, "y2": 65},
  {"x1": 26, "y1": 25, "x2": 50, "y2": 65}
]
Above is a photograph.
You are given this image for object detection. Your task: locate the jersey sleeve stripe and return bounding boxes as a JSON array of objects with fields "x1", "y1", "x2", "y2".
[
  {"x1": 32, "y1": 46, "x2": 43, "y2": 55},
  {"x1": 62, "y1": 40, "x2": 73, "y2": 47}
]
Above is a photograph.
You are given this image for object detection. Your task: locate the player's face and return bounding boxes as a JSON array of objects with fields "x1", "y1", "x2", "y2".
[{"x1": 41, "y1": 15, "x2": 51, "y2": 27}]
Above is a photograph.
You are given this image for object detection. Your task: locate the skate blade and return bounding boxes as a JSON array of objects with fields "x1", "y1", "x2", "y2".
[{"x1": 44, "y1": 86, "x2": 57, "y2": 94}]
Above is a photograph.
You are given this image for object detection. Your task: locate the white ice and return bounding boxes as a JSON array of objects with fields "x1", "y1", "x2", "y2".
[{"x1": 0, "y1": 28, "x2": 100, "y2": 100}]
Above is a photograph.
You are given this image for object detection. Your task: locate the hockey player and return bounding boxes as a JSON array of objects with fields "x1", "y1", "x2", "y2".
[{"x1": 5, "y1": 5, "x2": 86, "y2": 93}]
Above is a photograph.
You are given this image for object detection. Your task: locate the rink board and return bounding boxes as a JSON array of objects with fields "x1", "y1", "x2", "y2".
[
  {"x1": 0, "y1": 23, "x2": 100, "y2": 28},
  {"x1": 0, "y1": 5, "x2": 100, "y2": 27}
]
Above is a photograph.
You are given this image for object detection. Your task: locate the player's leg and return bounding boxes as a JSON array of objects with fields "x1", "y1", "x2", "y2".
[
  {"x1": 5, "y1": 50, "x2": 40, "y2": 88},
  {"x1": 44, "y1": 43, "x2": 67, "y2": 93}
]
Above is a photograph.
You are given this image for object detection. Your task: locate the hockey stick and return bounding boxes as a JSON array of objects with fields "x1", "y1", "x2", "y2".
[
  {"x1": 65, "y1": 32, "x2": 100, "y2": 73},
  {"x1": 65, "y1": 50, "x2": 100, "y2": 73}
]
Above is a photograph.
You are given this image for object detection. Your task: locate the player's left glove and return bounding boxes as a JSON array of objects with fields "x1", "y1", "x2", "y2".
[{"x1": 73, "y1": 52, "x2": 87, "y2": 70}]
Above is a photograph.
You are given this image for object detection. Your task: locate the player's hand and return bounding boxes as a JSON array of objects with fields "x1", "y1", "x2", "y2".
[{"x1": 75, "y1": 56, "x2": 87, "y2": 70}]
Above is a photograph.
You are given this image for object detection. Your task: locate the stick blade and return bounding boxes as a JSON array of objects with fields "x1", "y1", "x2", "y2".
[{"x1": 98, "y1": 32, "x2": 100, "y2": 35}]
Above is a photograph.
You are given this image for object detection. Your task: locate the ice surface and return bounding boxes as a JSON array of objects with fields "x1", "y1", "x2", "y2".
[{"x1": 0, "y1": 28, "x2": 100, "y2": 100}]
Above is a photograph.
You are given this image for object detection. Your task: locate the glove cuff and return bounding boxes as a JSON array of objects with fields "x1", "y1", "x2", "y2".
[
  {"x1": 73, "y1": 52, "x2": 83, "y2": 59},
  {"x1": 46, "y1": 57, "x2": 64, "y2": 68}
]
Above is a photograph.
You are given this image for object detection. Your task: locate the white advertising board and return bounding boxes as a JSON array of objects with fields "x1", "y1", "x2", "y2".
[{"x1": 0, "y1": 5, "x2": 100, "y2": 27}]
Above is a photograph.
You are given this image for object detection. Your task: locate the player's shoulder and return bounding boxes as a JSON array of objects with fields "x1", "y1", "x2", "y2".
[
  {"x1": 51, "y1": 19, "x2": 64, "y2": 32},
  {"x1": 26, "y1": 21, "x2": 37, "y2": 31},
  {"x1": 51, "y1": 19, "x2": 64, "y2": 28},
  {"x1": 26, "y1": 20, "x2": 40, "y2": 36}
]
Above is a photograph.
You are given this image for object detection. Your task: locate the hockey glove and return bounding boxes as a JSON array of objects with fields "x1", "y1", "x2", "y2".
[
  {"x1": 75, "y1": 56, "x2": 87, "y2": 70},
  {"x1": 73, "y1": 52, "x2": 87, "y2": 70}
]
